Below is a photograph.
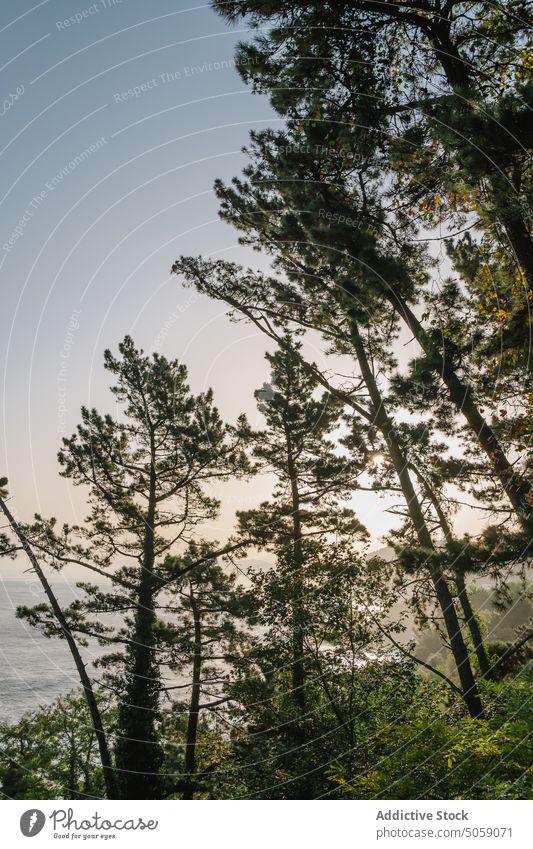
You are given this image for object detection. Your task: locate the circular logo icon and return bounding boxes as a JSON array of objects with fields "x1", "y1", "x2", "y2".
[{"x1": 20, "y1": 810, "x2": 46, "y2": 837}]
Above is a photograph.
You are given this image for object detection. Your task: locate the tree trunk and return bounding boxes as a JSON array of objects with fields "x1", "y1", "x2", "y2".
[
  {"x1": 0, "y1": 495, "x2": 118, "y2": 800},
  {"x1": 183, "y1": 585, "x2": 202, "y2": 800},
  {"x1": 408, "y1": 462, "x2": 493, "y2": 680},
  {"x1": 389, "y1": 292, "x2": 531, "y2": 521},
  {"x1": 488, "y1": 173, "x2": 533, "y2": 292},
  {"x1": 454, "y1": 570, "x2": 493, "y2": 680},
  {"x1": 349, "y1": 321, "x2": 485, "y2": 719},
  {"x1": 116, "y1": 450, "x2": 162, "y2": 799},
  {"x1": 284, "y1": 418, "x2": 306, "y2": 716}
]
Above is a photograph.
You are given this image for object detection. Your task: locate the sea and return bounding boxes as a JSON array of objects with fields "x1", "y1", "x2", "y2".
[{"x1": 0, "y1": 579, "x2": 110, "y2": 725}]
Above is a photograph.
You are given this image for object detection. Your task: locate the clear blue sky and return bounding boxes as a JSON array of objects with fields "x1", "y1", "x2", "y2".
[{"x1": 1, "y1": 1, "x2": 283, "y2": 539}]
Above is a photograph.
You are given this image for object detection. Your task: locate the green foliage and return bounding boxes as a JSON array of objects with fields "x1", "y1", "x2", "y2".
[
  {"x1": 325, "y1": 673, "x2": 533, "y2": 800},
  {"x1": 0, "y1": 693, "x2": 114, "y2": 800},
  {"x1": 2, "y1": 669, "x2": 532, "y2": 801}
]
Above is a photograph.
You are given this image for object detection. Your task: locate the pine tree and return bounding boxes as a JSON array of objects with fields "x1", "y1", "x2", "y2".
[
  {"x1": 12, "y1": 337, "x2": 249, "y2": 799},
  {"x1": 158, "y1": 544, "x2": 249, "y2": 799},
  {"x1": 236, "y1": 342, "x2": 367, "y2": 726}
]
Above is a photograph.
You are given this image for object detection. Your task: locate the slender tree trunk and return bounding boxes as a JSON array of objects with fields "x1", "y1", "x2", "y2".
[
  {"x1": 454, "y1": 570, "x2": 493, "y2": 680},
  {"x1": 389, "y1": 292, "x2": 531, "y2": 520},
  {"x1": 116, "y1": 449, "x2": 162, "y2": 799},
  {"x1": 425, "y1": 21, "x2": 473, "y2": 91},
  {"x1": 408, "y1": 462, "x2": 493, "y2": 680},
  {"x1": 490, "y1": 173, "x2": 533, "y2": 291},
  {"x1": 349, "y1": 322, "x2": 485, "y2": 719},
  {"x1": 284, "y1": 419, "x2": 306, "y2": 716},
  {"x1": 183, "y1": 585, "x2": 202, "y2": 800},
  {"x1": 68, "y1": 749, "x2": 79, "y2": 799},
  {"x1": 0, "y1": 495, "x2": 118, "y2": 799}
]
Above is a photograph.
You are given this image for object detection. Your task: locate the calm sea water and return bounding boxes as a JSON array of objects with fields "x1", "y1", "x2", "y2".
[{"x1": 0, "y1": 579, "x2": 108, "y2": 724}]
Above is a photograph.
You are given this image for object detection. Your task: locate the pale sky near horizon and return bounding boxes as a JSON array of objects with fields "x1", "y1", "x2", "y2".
[
  {"x1": 0, "y1": 0, "x2": 485, "y2": 583},
  {"x1": 1, "y1": 0, "x2": 279, "y2": 560}
]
